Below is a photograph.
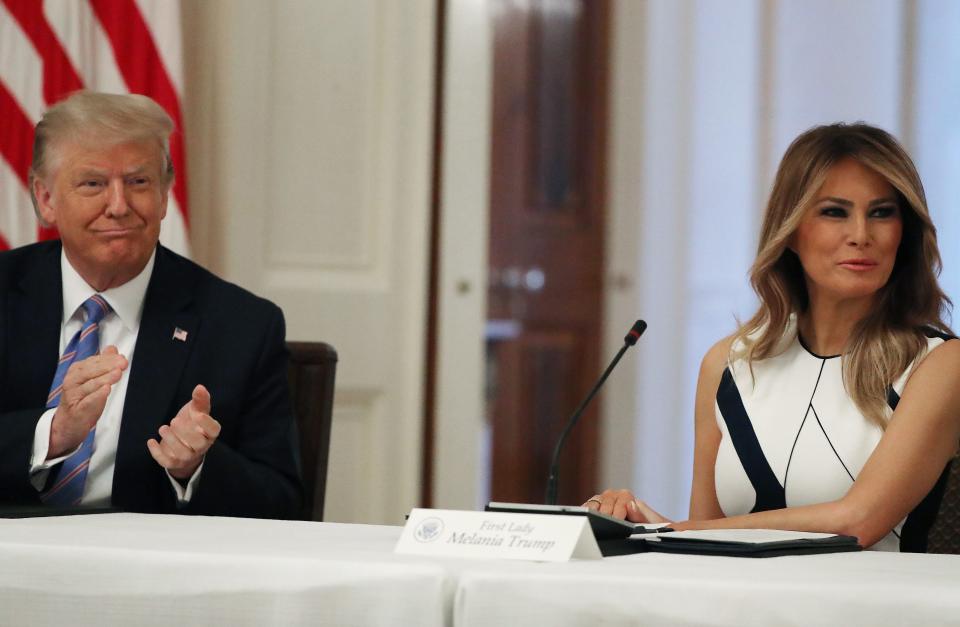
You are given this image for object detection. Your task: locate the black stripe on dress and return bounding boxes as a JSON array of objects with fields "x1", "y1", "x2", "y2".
[
  {"x1": 716, "y1": 367, "x2": 786, "y2": 513},
  {"x1": 887, "y1": 333, "x2": 956, "y2": 552}
]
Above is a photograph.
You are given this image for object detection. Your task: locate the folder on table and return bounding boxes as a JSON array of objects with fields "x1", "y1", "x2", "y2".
[{"x1": 601, "y1": 528, "x2": 861, "y2": 558}]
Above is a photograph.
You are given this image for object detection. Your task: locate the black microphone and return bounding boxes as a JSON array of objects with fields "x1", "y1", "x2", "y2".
[{"x1": 544, "y1": 319, "x2": 647, "y2": 505}]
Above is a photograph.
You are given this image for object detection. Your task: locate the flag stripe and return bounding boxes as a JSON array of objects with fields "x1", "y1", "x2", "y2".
[
  {"x1": 0, "y1": 82, "x2": 34, "y2": 185},
  {"x1": 2, "y1": 0, "x2": 84, "y2": 103},
  {"x1": 0, "y1": 0, "x2": 45, "y2": 121},
  {"x1": 89, "y1": 0, "x2": 189, "y2": 224},
  {"x1": 0, "y1": 158, "x2": 34, "y2": 249},
  {"x1": 132, "y1": 0, "x2": 183, "y2": 94},
  {"x1": 43, "y1": 0, "x2": 129, "y2": 95},
  {"x1": 159, "y1": 195, "x2": 189, "y2": 253}
]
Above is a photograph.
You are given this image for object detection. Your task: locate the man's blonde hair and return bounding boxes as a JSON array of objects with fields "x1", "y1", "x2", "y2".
[{"x1": 29, "y1": 91, "x2": 175, "y2": 215}]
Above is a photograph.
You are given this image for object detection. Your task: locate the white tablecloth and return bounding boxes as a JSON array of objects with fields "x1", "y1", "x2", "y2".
[
  {"x1": 453, "y1": 549, "x2": 960, "y2": 626},
  {"x1": 0, "y1": 514, "x2": 446, "y2": 627},
  {"x1": 2, "y1": 513, "x2": 959, "y2": 626}
]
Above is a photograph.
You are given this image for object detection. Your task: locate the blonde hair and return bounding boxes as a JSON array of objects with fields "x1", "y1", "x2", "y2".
[
  {"x1": 734, "y1": 123, "x2": 952, "y2": 426},
  {"x1": 29, "y1": 91, "x2": 175, "y2": 216}
]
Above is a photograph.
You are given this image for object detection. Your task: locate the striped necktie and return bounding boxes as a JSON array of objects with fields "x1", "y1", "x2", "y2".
[{"x1": 41, "y1": 294, "x2": 112, "y2": 506}]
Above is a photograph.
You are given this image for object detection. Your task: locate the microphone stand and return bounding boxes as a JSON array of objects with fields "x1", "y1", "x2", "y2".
[{"x1": 544, "y1": 320, "x2": 646, "y2": 505}]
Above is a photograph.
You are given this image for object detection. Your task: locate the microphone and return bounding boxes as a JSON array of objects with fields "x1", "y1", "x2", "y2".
[{"x1": 544, "y1": 319, "x2": 647, "y2": 505}]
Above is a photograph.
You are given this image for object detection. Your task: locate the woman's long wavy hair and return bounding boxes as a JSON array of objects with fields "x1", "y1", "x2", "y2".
[{"x1": 733, "y1": 123, "x2": 952, "y2": 427}]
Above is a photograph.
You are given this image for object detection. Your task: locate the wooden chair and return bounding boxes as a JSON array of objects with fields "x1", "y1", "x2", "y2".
[{"x1": 286, "y1": 341, "x2": 338, "y2": 521}]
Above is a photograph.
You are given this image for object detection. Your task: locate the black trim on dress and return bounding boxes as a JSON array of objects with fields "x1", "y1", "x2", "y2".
[
  {"x1": 901, "y1": 460, "x2": 953, "y2": 552},
  {"x1": 888, "y1": 331, "x2": 956, "y2": 551},
  {"x1": 716, "y1": 368, "x2": 786, "y2": 513}
]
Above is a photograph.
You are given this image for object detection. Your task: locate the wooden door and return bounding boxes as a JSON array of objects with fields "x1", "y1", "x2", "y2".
[
  {"x1": 184, "y1": 0, "x2": 436, "y2": 524},
  {"x1": 487, "y1": 0, "x2": 609, "y2": 505}
]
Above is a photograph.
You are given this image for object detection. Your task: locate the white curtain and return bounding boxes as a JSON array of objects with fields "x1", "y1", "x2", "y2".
[{"x1": 616, "y1": 0, "x2": 957, "y2": 520}]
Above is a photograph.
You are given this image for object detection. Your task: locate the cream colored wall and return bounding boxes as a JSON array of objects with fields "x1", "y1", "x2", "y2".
[{"x1": 180, "y1": 0, "x2": 436, "y2": 524}]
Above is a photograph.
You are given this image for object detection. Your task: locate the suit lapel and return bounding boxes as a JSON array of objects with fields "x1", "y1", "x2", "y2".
[
  {"x1": 113, "y1": 247, "x2": 200, "y2": 506},
  {"x1": 8, "y1": 243, "x2": 63, "y2": 409}
]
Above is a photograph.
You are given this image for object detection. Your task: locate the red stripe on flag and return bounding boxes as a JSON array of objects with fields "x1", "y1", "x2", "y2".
[
  {"x1": 89, "y1": 0, "x2": 189, "y2": 225},
  {"x1": 0, "y1": 82, "x2": 33, "y2": 186},
  {"x1": 1, "y1": 0, "x2": 85, "y2": 103},
  {"x1": 0, "y1": 84, "x2": 37, "y2": 250},
  {"x1": 36, "y1": 225, "x2": 60, "y2": 242},
  {"x1": 2, "y1": 0, "x2": 76, "y2": 242}
]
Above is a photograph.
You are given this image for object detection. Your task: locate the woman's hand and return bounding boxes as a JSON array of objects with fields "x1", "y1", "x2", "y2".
[{"x1": 582, "y1": 489, "x2": 672, "y2": 524}]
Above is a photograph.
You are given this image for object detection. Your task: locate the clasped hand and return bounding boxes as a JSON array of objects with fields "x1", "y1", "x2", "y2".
[
  {"x1": 148, "y1": 384, "x2": 221, "y2": 480},
  {"x1": 49, "y1": 348, "x2": 221, "y2": 480},
  {"x1": 48, "y1": 345, "x2": 127, "y2": 458}
]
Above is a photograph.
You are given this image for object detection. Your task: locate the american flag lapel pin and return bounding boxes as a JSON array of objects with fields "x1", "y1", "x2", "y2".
[{"x1": 172, "y1": 327, "x2": 188, "y2": 342}]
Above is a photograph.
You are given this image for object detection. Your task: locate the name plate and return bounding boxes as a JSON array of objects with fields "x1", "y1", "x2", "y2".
[{"x1": 395, "y1": 508, "x2": 601, "y2": 562}]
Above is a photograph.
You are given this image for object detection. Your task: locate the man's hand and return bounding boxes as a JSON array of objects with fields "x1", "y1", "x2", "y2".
[
  {"x1": 147, "y1": 385, "x2": 221, "y2": 480},
  {"x1": 48, "y1": 345, "x2": 127, "y2": 458}
]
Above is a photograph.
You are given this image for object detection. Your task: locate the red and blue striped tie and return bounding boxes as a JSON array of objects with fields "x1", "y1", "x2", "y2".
[{"x1": 41, "y1": 294, "x2": 112, "y2": 506}]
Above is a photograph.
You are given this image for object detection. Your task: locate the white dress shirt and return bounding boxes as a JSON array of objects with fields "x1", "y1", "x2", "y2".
[{"x1": 30, "y1": 250, "x2": 201, "y2": 505}]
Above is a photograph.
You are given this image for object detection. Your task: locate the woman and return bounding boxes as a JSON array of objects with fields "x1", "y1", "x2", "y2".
[{"x1": 586, "y1": 123, "x2": 960, "y2": 551}]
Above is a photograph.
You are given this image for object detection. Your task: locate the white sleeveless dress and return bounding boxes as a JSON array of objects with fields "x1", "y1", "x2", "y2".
[{"x1": 714, "y1": 321, "x2": 951, "y2": 551}]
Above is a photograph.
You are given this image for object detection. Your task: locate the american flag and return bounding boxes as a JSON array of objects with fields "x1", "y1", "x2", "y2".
[{"x1": 0, "y1": 0, "x2": 189, "y2": 255}]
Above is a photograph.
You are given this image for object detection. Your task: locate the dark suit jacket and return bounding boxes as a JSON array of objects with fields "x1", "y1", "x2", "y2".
[{"x1": 0, "y1": 241, "x2": 302, "y2": 518}]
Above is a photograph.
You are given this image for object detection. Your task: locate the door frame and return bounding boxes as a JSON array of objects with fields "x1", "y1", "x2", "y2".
[{"x1": 429, "y1": 0, "x2": 493, "y2": 511}]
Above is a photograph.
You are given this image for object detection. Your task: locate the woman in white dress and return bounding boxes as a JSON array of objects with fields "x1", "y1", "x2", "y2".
[{"x1": 585, "y1": 123, "x2": 960, "y2": 551}]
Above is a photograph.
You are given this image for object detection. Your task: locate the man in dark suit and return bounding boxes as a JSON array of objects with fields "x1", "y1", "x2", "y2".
[{"x1": 0, "y1": 91, "x2": 301, "y2": 518}]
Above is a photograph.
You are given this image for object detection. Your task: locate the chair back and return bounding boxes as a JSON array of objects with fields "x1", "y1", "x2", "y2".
[
  {"x1": 287, "y1": 341, "x2": 337, "y2": 521},
  {"x1": 927, "y1": 457, "x2": 960, "y2": 553}
]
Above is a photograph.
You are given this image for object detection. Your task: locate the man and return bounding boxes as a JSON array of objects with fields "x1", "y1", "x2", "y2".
[{"x1": 0, "y1": 91, "x2": 301, "y2": 518}]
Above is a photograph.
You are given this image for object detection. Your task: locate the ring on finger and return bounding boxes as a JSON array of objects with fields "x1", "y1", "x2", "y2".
[{"x1": 586, "y1": 497, "x2": 602, "y2": 506}]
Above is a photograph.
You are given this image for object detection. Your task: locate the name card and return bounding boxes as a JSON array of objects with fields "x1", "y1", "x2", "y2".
[{"x1": 395, "y1": 508, "x2": 601, "y2": 562}]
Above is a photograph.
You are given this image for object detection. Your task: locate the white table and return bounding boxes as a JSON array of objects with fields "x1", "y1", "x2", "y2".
[
  {"x1": 0, "y1": 513, "x2": 447, "y2": 627},
  {"x1": 2, "y1": 513, "x2": 959, "y2": 626},
  {"x1": 452, "y1": 549, "x2": 960, "y2": 626}
]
